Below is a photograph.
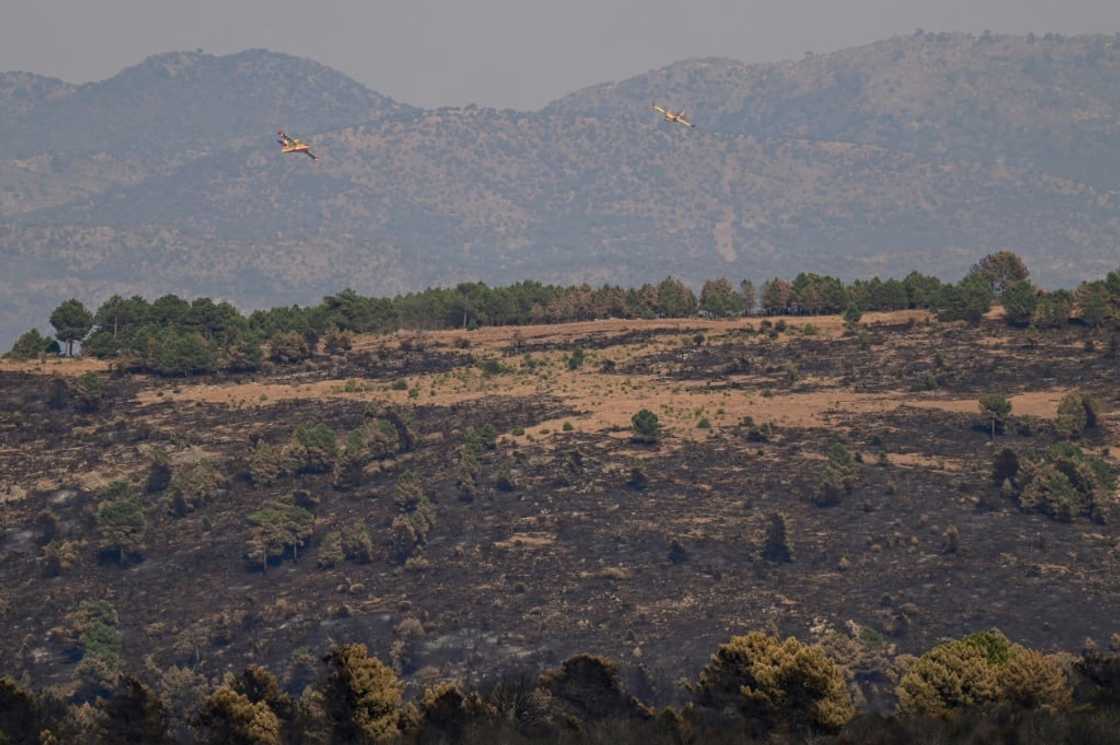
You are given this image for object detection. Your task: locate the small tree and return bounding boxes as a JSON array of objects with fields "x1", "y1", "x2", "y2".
[
  {"x1": 630, "y1": 409, "x2": 661, "y2": 445},
  {"x1": 1001, "y1": 281, "x2": 1039, "y2": 327},
  {"x1": 968, "y1": 251, "x2": 1030, "y2": 294},
  {"x1": 700, "y1": 278, "x2": 745, "y2": 318},
  {"x1": 978, "y1": 394, "x2": 1012, "y2": 437},
  {"x1": 739, "y1": 279, "x2": 756, "y2": 315},
  {"x1": 269, "y1": 331, "x2": 311, "y2": 364},
  {"x1": 50, "y1": 299, "x2": 94, "y2": 356},
  {"x1": 1031, "y1": 290, "x2": 1073, "y2": 329},
  {"x1": 1055, "y1": 391, "x2": 1100, "y2": 440},
  {"x1": 96, "y1": 481, "x2": 146, "y2": 563},
  {"x1": 762, "y1": 512, "x2": 793, "y2": 563},
  {"x1": 7, "y1": 328, "x2": 50, "y2": 359},
  {"x1": 245, "y1": 501, "x2": 315, "y2": 569}
]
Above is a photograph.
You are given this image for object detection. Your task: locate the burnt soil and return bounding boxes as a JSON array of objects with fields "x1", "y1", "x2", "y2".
[{"x1": 1, "y1": 314, "x2": 1118, "y2": 705}]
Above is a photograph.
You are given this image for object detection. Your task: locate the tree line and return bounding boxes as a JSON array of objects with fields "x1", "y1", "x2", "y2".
[{"x1": 8, "y1": 252, "x2": 1120, "y2": 376}]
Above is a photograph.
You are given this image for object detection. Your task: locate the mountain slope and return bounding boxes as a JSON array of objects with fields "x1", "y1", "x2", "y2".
[{"x1": 3, "y1": 35, "x2": 1120, "y2": 347}]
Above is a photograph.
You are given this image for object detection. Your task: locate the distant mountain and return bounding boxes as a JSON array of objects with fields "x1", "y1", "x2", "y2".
[{"x1": 4, "y1": 35, "x2": 1120, "y2": 347}]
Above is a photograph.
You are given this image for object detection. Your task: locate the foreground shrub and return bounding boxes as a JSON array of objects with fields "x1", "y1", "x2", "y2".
[
  {"x1": 897, "y1": 629, "x2": 1071, "y2": 718},
  {"x1": 321, "y1": 644, "x2": 403, "y2": 745},
  {"x1": 692, "y1": 632, "x2": 854, "y2": 733}
]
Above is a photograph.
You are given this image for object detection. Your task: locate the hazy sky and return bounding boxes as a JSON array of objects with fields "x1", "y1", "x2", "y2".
[{"x1": 4, "y1": 0, "x2": 1120, "y2": 110}]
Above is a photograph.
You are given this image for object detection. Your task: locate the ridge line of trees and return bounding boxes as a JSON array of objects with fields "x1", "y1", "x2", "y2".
[{"x1": 8, "y1": 251, "x2": 1120, "y2": 377}]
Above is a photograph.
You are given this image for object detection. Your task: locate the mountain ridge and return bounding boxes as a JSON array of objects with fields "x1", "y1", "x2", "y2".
[{"x1": 3, "y1": 35, "x2": 1120, "y2": 347}]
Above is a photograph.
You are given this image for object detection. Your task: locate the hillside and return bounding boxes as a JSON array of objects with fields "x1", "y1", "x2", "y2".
[
  {"x1": 1, "y1": 310, "x2": 1118, "y2": 713},
  {"x1": 4, "y1": 33, "x2": 1120, "y2": 347}
]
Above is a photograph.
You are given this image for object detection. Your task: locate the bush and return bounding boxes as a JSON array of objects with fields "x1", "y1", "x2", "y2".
[
  {"x1": 978, "y1": 394, "x2": 1012, "y2": 436},
  {"x1": 269, "y1": 331, "x2": 311, "y2": 363},
  {"x1": 7, "y1": 328, "x2": 52, "y2": 359},
  {"x1": 762, "y1": 512, "x2": 792, "y2": 562},
  {"x1": 933, "y1": 278, "x2": 993, "y2": 324},
  {"x1": 630, "y1": 409, "x2": 661, "y2": 445},
  {"x1": 1002, "y1": 649, "x2": 1072, "y2": 711},
  {"x1": 567, "y1": 348, "x2": 586, "y2": 370},
  {"x1": 692, "y1": 632, "x2": 854, "y2": 733},
  {"x1": 897, "y1": 630, "x2": 1071, "y2": 717},
  {"x1": 341, "y1": 525, "x2": 375, "y2": 564},
  {"x1": 168, "y1": 461, "x2": 225, "y2": 516},
  {"x1": 1032, "y1": 291, "x2": 1073, "y2": 329},
  {"x1": 1015, "y1": 443, "x2": 1115, "y2": 522},
  {"x1": 244, "y1": 501, "x2": 315, "y2": 569},
  {"x1": 1001, "y1": 281, "x2": 1039, "y2": 326},
  {"x1": 223, "y1": 338, "x2": 263, "y2": 373},
  {"x1": 73, "y1": 372, "x2": 105, "y2": 413},
  {"x1": 814, "y1": 441, "x2": 857, "y2": 507},
  {"x1": 318, "y1": 531, "x2": 344, "y2": 569},
  {"x1": 290, "y1": 424, "x2": 339, "y2": 474},
  {"x1": 322, "y1": 326, "x2": 354, "y2": 355},
  {"x1": 95, "y1": 481, "x2": 146, "y2": 563},
  {"x1": 248, "y1": 442, "x2": 291, "y2": 486},
  {"x1": 1055, "y1": 392, "x2": 1100, "y2": 439}
]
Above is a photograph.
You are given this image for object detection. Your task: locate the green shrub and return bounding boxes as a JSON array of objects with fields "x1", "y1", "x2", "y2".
[
  {"x1": 7, "y1": 328, "x2": 52, "y2": 359},
  {"x1": 567, "y1": 348, "x2": 586, "y2": 370},
  {"x1": 630, "y1": 409, "x2": 661, "y2": 445},
  {"x1": 1031, "y1": 291, "x2": 1073, "y2": 329},
  {"x1": 95, "y1": 481, "x2": 146, "y2": 563},
  {"x1": 318, "y1": 531, "x2": 344, "y2": 569},
  {"x1": 269, "y1": 331, "x2": 311, "y2": 363},
  {"x1": 223, "y1": 338, "x2": 263, "y2": 373},
  {"x1": 289, "y1": 423, "x2": 339, "y2": 474},
  {"x1": 978, "y1": 394, "x2": 1012, "y2": 436},
  {"x1": 323, "y1": 326, "x2": 354, "y2": 354},
  {"x1": 1001, "y1": 281, "x2": 1039, "y2": 326},
  {"x1": 244, "y1": 501, "x2": 315, "y2": 569},
  {"x1": 1014, "y1": 443, "x2": 1115, "y2": 522},
  {"x1": 762, "y1": 512, "x2": 792, "y2": 562},
  {"x1": 168, "y1": 461, "x2": 225, "y2": 516},
  {"x1": 1055, "y1": 391, "x2": 1100, "y2": 439},
  {"x1": 814, "y1": 441, "x2": 857, "y2": 507},
  {"x1": 341, "y1": 525, "x2": 375, "y2": 564},
  {"x1": 248, "y1": 441, "x2": 291, "y2": 486},
  {"x1": 73, "y1": 372, "x2": 105, "y2": 413}
]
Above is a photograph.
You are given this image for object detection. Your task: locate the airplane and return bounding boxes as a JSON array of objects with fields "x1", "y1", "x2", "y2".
[
  {"x1": 277, "y1": 130, "x2": 317, "y2": 160},
  {"x1": 651, "y1": 102, "x2": 695, "y2": 129}
]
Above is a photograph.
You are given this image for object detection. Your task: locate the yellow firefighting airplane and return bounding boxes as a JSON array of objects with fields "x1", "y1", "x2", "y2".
[
  {"x1": 651, "y1": 102, "x2": 695, "y2": 129},
  {"x1": 277, "y1": 130, "x2": 317, "y2": 160}
]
